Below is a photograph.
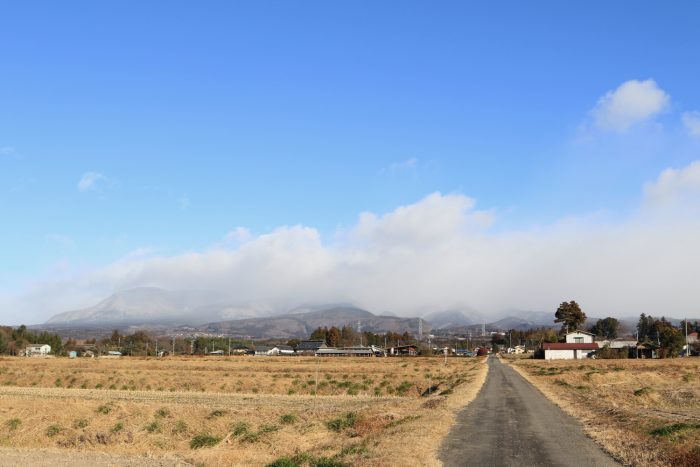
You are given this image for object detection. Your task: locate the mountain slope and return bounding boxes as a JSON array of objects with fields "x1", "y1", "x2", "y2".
[{"x1": 202, "y1": 306, "x2": 424, "y2": 339}]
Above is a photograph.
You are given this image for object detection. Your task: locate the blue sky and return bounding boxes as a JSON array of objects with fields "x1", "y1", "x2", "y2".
[{"x1": 2, "y1": 1, "x2": 700, "y2": 322}]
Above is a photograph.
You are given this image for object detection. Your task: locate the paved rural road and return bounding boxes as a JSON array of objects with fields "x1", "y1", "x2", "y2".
[{"x1": 440, "y1": 356, "x2": 619, "y2": 467}]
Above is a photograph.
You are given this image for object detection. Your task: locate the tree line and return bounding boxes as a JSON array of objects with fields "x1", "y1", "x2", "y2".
[
  {"x1": 0, "y1": 325, "x2": 63, "y2": 355},
  {"x1": 308, "y1": 325, "x2": 414, "y2": 348}
]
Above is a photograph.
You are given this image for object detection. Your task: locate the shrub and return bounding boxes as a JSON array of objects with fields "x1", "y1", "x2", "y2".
[
  {"x1": 155, "y1": 408, "x2": 171, "y2": 418},
  {"x1": 312, "y1": 457, "x2": 346, "y2": 467},
  {"x1": 231, "y1": 421, "x2": 250, "y2": 436},
  {"x1": 144, "y1": 421, "x2": 161, "y2": 433},
  {"x1": 96, "y1": 405, "x2": 111, "y2": 414},
  {"x1": 190, "y1": 433, "x2": 222, "y2": 449},
  {"x1": 280, "y1": 413, "x2": 297, "y2": 425},
  {"x1": 650, "y1": 423, "x2": 700, "y2": 437},
  {"x1": 6, "y1": 418, "x2": 21, "y2": 430},
  {"x1": 339, "y1": 442, "x2": 368, "y2": 456},
  {"x1": 634, "y1": 387, "x2": 652, "y2": 396},
  {"x1": 208, "y1": 409, "x2": 227, "y2": 419},
  {"x1": 46, "y1": 424, "x2": 62, "y2": 437},
  {"x1": 240, "y1": 431, "x2": 259, "y2": 443},
  {"x1": 395, "y1": 381, "x2": 413, "y2": 395},
  {"x1": 111, "y1": 422, "x2": 124, "y2": 433},
  {"x1": 266, "y1": 457, "x2": 298, "y2": 467},
  {"x1": 259, "y1": 424, "x2": 279, "y2": 433},
  {"x1": 73, "y1": 419, "x2": 89, "y2": 429},
  {"x1": 326, "y1": 412, "x2": 357, "y2": 432},
  {"x1": 172, "y1": 420, "x2": 188, "y2": 435}
]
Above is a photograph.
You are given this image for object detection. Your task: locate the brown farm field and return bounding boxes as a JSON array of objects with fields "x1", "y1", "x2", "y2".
[
  {"x1": 0, "y1": 356, "x2": 487, "y2": 466},
  {"x1": 508, "y1": 357, "x2": 700, "y2": 467}
]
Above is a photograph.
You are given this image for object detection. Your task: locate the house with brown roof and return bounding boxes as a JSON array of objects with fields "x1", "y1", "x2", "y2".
[{"x1": 542, "y1": 331, "x2": 599, "y2": 359}]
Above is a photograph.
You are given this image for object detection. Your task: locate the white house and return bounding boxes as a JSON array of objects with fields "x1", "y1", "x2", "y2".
[
  {"x1": 565, "y1": 331, "x2": 595, "y2": 344},
  {"x1": 543, "y1": 331, "x2": 598, "y2": 360},
  {"x1": 25, "y1": 344, "x2": 51, "y2": 356},
  {"x1": 543, "y1": 342, "x2": 598, "y2": 360}
]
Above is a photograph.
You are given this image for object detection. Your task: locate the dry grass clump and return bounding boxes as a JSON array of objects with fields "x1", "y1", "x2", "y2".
[
  {"x1": 0, "y1": 356, "x2": 487, "y2": 466},
  {"x1": 510, "y1": 358, "x2": 700, "y2": 467}
]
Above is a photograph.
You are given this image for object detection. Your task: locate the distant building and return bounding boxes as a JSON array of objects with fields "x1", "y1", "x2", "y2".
[
  {"x1": 276, "y1": 345, "x2": 295, "y2": 356},
  {"x1": 389, "y1": 344, "x2": 418, "y2": 356},
  {"x1": 295, "y1": 340, "x2": 328, "y2": 355},
  {"x1": 316, "y1": 346, "x2": 377, "y2": 357},
  {"x1": 254, "y1": 345, "x2": 273, "y2": 356},
  {"x1": 596, "y1": 338, "x2": 637, "y2": 349},
  {"x1": 231, "y1": 344, "x2": 251, "y2": 355},
  {"x1": 688, "y1": 332, "x2": 698, "y2": 344},
  {"x1": 25, "y1": 344, "x2": 51, "y2": 356}
]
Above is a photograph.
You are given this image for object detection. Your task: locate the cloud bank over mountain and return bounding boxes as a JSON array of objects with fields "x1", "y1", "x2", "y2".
[{"x1": 6, "y1": 162, "x2": 700, "y2": 324}]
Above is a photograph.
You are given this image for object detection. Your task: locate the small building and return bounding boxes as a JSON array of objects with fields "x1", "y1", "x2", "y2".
[
  {"x1": 542, "y1": 342, "x2": 598, "y2": 360},
  {"x1": 295, "y1": 340, "x2": 328, "y2": 355},
  {"x1": 25, "y1": 344, "x2": 51, "y2": 356},
  {"x1": 276, "y1": 345, "x2": 295, "y2": 356},
  {"x1": 231, "y1": 344, "x2": 251, "y2": 355},
  {"x1": 208, "y1": 350, "x2": 224, "y2": 355},
  {"x1": 565, "y1": 331, "x2": 595, "y2": 344},
  {"x1": 688, "y1": 332, "x2": 698, "y2": 344},
  {"x1": 389, "y1": 344, "x2": 418, "y2": 356},
  {"x1": 316, "y1": 346, "x2": 375, "y2": 357},
  {"x1": 254, "y1": 345, "x2": 282, "y2": 356},
  {"x1": 513, "y1": 345, "x2": 526, "y2": 354},
  {"x1": 596, "y1": 338, "x2": 637, "y2": 349},
  {"x1": 68, "y1": 351, "x2": 78, "y2": 359}
]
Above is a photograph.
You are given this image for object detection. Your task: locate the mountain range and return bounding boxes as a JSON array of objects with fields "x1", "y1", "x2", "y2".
[{"x1": 42, "y1": 287, "x2": 598, "y2": 339}]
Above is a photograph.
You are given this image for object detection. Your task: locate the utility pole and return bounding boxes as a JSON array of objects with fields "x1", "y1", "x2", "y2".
[
  {"x1": 155, "y1": 339, "x2": 158, "y2": 357},
  {"x1": 228, "y1": 337, "x2": 231, "y2": 357},
  {"x1": 635, "y1": 330, "x2": 639, "y2": 359},
  {"x1": 685, "y1": 318, "x2": 689, "y2": 357},
  {"x1": 357, "y1": 320, "x2": 362, "y2": 347}
]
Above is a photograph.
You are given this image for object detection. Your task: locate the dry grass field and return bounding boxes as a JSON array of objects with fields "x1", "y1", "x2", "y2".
[
  {"x1": 508, "y1": 357, "x2": 700, "y2": 467},
  {"x1": 0, "y1": 356, "x2": 487, "y2": 466}
]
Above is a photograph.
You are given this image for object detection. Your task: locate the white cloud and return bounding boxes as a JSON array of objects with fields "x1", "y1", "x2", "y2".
[
  {"x1": 682, "y1": 111, "x2": 700, "y2": 137},
  {"x1": 78, "y1": 172, "x2": 106, "y2": 191},
  {"x1": 592, "y1": 79, "x2": 670, "y2": 132},
  {"x1": 644, "y1": 160, "x2": 700, "y2": 205},
  {"x1": 384, "y1": 157, "x2": 418, "y2": 173},
  {"x1": 224, "y1": 227, "x2": 253, "y2": 244},
  {"x1": 6, "y1": 171, "x2": 700, "y2": 324}
]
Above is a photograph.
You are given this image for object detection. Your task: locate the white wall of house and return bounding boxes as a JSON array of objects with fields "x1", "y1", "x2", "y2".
[
  {"x1": 565, "y1": 332, "x2": 594, "y2": 344},
  {"x1": 544, "y1": 349, "x2": 594, "y2": 360},
  {"x1": 26, "y1": 344, "x2": 51, "y2": 356}
]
